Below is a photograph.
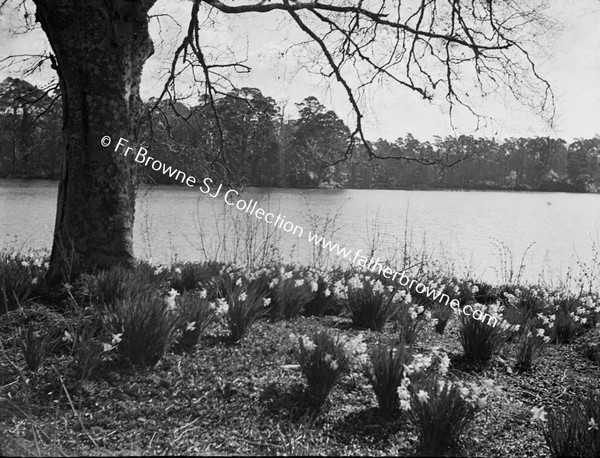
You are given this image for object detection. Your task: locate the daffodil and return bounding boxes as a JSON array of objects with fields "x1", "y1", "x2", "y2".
[
  {"x1": 531, "y1": 406, "x2": 547, "y2": 423},
  {"x1": 416, "y1": 390, "x2": 430, "y2": 403},
  {"x1": 111, "y1": 333, "x2": 123, "y2": 345}
]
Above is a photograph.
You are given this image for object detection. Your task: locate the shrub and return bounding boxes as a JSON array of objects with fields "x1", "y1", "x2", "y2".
[
  {"x1": 540, "y1": 390, "x2": 600, "y2": 458},
  {"x1": 291, "y1": 330, "x2": 367, "y2": 406},
  {"x1": 100, "y1": 293, "x2": 179, "y2": 366},
  {"x1": 217, "y1": 276, "x2": 268, "y2": 343},
  {"x1": 459, "y1": 303, "x2": 506, "y2": 363},
  {"x1": 393, "y1": 297, "x2": 431, "y2": 345},
  {"x1": 176, "y1": 290, "x2": 216, "y2": 351},
  {"x1": 268, "y1": 268, "x2": 316, "y2": 320},
  {"x1": 17, "y1": 324, "x2": 58, "y2": 372},
  {"x1": 345, "y1": 275, "x2": 397, "y2": 331},
  {"x1": 364, "y1": 343, "x2": 412, "y2": 413}
]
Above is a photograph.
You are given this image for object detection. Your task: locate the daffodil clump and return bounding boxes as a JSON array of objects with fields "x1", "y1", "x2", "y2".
[
  {"x1": 290, "y1": 330, "x2": 368, "y2": 406},
  {"x1": 342, "y1": 274, "x2": 401, "y2": 331},
  {"x1": 533, "y1": 389, "x2": 600, "y2": 458},
  {"x1": 303, "y1": 267, "x2": 341, "y2": 316},
  {"x1": 364, "y1": 343, "x2": 412, "y2": 413},
  {"x1": 0, "y1": 250, "x2": 47, "y2": 312},
  {"x1": 396, "y1": 347, "x2": 501, "y2": 453},
  {"x1": 176, "y1": 289, "x2": 217, "y2": 351},
  {"x1": 459, "y1": 301, "x2": 507, "y2": 363},
  {"x1": 266, "y1": 266, "x2": 318, "y2": 320},
  {"x1": 393, "y1": 294, "x2": 435, "y2": 345},
  {"x1": 217, "y1": 275, "x2": 270, "y2": 342},
  {"x1": 100, "y1": 290, "x2": 179, "y2": 367},
  {"x1": 63, "y1": 322, "x2": 123, "y2": 380}
]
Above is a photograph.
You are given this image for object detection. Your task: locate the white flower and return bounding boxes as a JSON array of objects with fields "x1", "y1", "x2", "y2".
[
  {"x1": 438, "y1": 354, "x2": 451, "y2": 375},
  {"x1": 235, "y1": 278, "x2": 243, "y2": 286},
  {"x1": 399, "y1": 399, "x2": 411, "y2": 411},
  {"x1": 310, "y1": 281, "x2": 318, "y2": 292},
  {"x1": 185, "y1": 321, "x2": 196, "y2": 331},
  {"x1": 294, "y1": 279, "x2": 304, "y2": 287},
  {"x1": 62, "y1": 331, "x2": 73, "y2": 343},
  {"x1": 33, "y1": 258, "x2": 43, "y2": 267},
  {"x1": 416, "y1": 390, "x2": 430, "y2": 403},
  {"x1": 284, "y1": 271, "x2": 293, "y2": 279},
  {"x1": 263, "y1": 297, "x2": 272, "y2": 306},
  {"x1": 174, "y1": 267, "x2": 182, "y2": 274},
  {"x1": 239, "y1": 292, "x2": 248, "y2": 302},
  {"x1": 165, "y1": 288, "x2": 180, "y2": 310},
  {"x1": 324, "y1": 288, "x2": 331, "y2": 297},
  {"x1": 21, "y1": 261, "x2": 29, "y2": 267},
  {"x1": 216, "y1": 298, "x2": 229, "y2": 315},
  {"x1": 348, "y1": 275, "x2": 363, "y2": 289},
  {"x1": 458, "y1": 386, "x2": 470, "y2": 398},
  {"x1": 536, "y1": 328, "x2": 545, "y2": 337},
  {"x1": 589, "y1": 418, "x2": 599, "y2": 431},
  {"x1": 111, "y1": 333, "x2": 123, "y2": 345},
  {"x1": 32, "y1": 278, "x2": 38, "y2": 285},
  {"x1": 102, "y1": 343, "x2": 113, "y2": 352},
  {"x1": 199, "y1": 289, "x2": 207, "y2": 299},
  {"x1": 301, "y1": 336, "x2": 316, "y2": 352},
  {"x1": 531, "y1": 406, "x2": 547, "y2": 423},
  {"x1": 372, "y1": 280, "x2": 385, "y2": 294}
]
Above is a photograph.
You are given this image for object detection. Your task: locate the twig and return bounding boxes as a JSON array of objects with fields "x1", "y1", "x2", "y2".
[{"x1": 52, "y1": 367, "x2": 98, "y2": 448}]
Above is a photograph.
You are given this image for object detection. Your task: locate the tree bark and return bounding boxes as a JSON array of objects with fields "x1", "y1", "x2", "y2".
[{"x1": 34, "y1": 0, "x2": 156, "y2": 284}]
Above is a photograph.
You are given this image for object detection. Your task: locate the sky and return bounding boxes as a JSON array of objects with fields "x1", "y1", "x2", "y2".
[{"x1": 1, "y1": 0, "x2": 599, "y2": 143}]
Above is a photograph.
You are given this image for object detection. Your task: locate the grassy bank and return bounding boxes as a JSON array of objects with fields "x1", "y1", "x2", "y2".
[{"x1": 1, "y1": 251, "x2": 599, "y2": 456}]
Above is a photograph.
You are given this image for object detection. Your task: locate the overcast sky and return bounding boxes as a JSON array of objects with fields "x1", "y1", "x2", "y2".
[{"x1": 1, "y1": 0, "x2": 599, "y2": 142}]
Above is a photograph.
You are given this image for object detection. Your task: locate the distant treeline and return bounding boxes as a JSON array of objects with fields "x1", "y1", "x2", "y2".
[{"x1": 1, "y1": 77, "x2": 599, "y2": 193}]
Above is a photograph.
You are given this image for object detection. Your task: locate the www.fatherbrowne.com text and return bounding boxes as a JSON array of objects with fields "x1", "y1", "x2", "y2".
[{"x1": 103, "y1": 135, "x2": 497, "y2": 327}]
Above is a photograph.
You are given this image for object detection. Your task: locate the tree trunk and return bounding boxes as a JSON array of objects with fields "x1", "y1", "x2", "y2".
[{"x1": 34, "y1": 0, "x2": 156, "y2": 285}]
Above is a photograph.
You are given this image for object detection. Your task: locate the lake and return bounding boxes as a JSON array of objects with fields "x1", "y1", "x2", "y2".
[{"x1": 1, "y1": 178, "x2": 599, "y2": 286}]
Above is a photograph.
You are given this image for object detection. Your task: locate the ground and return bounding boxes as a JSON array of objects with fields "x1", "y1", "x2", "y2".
[{"x1": 1, "y1": 300, "x2": 598, "y2": 457}]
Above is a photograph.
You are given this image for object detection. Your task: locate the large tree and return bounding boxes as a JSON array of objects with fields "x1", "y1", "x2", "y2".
[{"x1": 1, "y1": 0, "x2": 554, "y2": 283}]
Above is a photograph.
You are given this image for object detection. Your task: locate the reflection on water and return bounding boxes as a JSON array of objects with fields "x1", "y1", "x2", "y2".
[{"x1": 1, "y1": 178, "x2": 599, "y2": 285}]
